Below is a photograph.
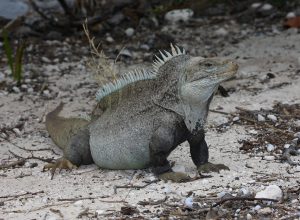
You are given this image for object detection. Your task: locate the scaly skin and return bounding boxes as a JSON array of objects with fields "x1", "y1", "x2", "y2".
[{"x1": 45, "y1": 51, "x2": 238, "y2": 182}]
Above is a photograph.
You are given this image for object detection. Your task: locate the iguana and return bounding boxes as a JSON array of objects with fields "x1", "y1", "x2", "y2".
[{"x1": 45, "y1": 45, "x2": 238, "y2": 182}]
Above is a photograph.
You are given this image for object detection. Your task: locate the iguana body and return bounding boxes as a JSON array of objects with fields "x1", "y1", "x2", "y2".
[{"x1": 46, "y1": 45, "x2": 238, "y2": 181}]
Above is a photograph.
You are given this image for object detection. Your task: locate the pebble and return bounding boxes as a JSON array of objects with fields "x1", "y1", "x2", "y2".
[
  {"x1": 264, "y1": 155, "x2": 275, "y2": 161},
  {"x1": 254, "y1": 205, "x2": 261, "y2": 211},
  {"x1": 172, "y1": 164, "x2": 186, "y2": 173},
  {"x1": 13, "y1": 128, "x2": 21, "y2": 137},
  {"x1": 249, "y1": 129, "x2": 258, "y2": 135},
  {"x1": 266, "y1": 144, "x2": 275, "y2": 152},
  {"x1": 215, "y1": 27, "x2": 228, "y2": 36},
  {"x1": 267, "y1": 114, "x2": 277, "y2": 122},
  {"x1": 232, "y1": 116, "x2": 239, "y2": 122},
  {"x1": 291, "y1": 199, "x2": 298, "y2": 204},
  {"x1": 261, "y1": 3, "x2": 273, "y2": 11},
  {"x1": 295, "y1": 166, "x2": 300, "y2": 172},
  {"x1": 43, "y1": 90, "x2": 50, "y2": 97},
  {"x1": 184, "y1": 197, "x2": 193, "y2": 208},
  {"x1": 251, "y1": 3, "x2": 261, "y2": 9},
  {"x1": 255, "y1": 185, "x2": 283, "y2": 200},
  {"x1": 258, "y1": 207, "x2": 272, "y2": 215},
  {"x1": 294, "y1": 132, "x2": 300, "y2": 139},
  {"x1": 257, "y1": 114, "x2": 265, "y2": 122},
  {"x1": 163, "y1": 185, "x2": 171, "y2": 194},
  {"x1": 41, "y1": 57, "x2": 51, "y2": 63},
  {"x1": 246, "y1": 213, "x2": 252, "y2": 220},
  {"x1": 164, "y1": 8, "x2": 194, "y2": 23},
  {"x1": 284, "y1": 144, "x2": 290, "y2": 149},
  {"x1": 106, "y1": 36, "x2": 114, "y2": 43},
  {"x1": 119, "y1": 49, "x2": 132, "y2": 57},
  {"x1": 140, "y1": 44, "x2": 150, "y2": 50},
  {"x1": 74, "y1": 200, "x2": 83, "y2": 206},
  {"x1": 125, "y1": 27, "x2": 135, "y2": 37},
  {"x1": 240, "y1": 188, "x2": 250, "y2": 196},
  {"x1": 21, "y1": 84, "x2": 27, "y2": 89},
  {"x1": 286, "y1": 12, "x2": 296, "y2": 18},
  {"x1": 27, "y1": 87, "x2": 34, "y2": 93},
  {"x1": 96, "y1": 209, "x2": 105, "y2": 215},
  {"x1": 217, "y1": 191, "x2": 226, "y2": 198},
  {"x1": 12, "y1": 86, "x2": 20, "y2": 93}
]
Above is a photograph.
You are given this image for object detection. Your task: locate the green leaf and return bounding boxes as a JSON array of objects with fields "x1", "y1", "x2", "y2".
[
  {"x1": 2, "y1": 29, "x2": 14, "y2": 75},
  {"x1": 14, "y1": 40, "x2": 26, "y2": 85}
]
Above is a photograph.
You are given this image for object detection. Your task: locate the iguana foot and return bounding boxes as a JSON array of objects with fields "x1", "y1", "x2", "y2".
[
  {"x1": 159, "y1": 172, "x2": 191, "y2": 183},
  {"x1": 43, "y1": 158, "x2": 77, "y2": 180},
  {"x1": 197, "y1": 162, "x2": 229, "y2": 173}
]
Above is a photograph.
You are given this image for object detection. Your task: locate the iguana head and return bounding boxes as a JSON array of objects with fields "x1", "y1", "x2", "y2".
[{"x1": 178, "y1": 57, "x2": 238, "y2": 133}]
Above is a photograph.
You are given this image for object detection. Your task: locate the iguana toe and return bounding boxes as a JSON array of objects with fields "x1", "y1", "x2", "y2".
[
  {"x1": 197, "y1": 162, "x2": 229, "y2": 173},
  {"x1": 43, "y1": 158, "x2": 77, "y2": 179},
  {"x1": 159, "y1": 172, "x2": 191, "y2": 183}
]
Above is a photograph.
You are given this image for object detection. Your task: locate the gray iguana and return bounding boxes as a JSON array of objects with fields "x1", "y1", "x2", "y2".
[{"x1": 45, "y1": 45, "x2": 238, "y2": 182}]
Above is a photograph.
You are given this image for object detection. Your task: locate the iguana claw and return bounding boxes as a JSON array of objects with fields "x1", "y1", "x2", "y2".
[
  {"x1": 159, "y1": 172, "x2": 192, "y2": 183},
  {"x1": 43, "y1": 158, "x2": 77, "y2": 179},
  {"x1": 197, "y1": 162, "x2": 229, "y2": 173}
]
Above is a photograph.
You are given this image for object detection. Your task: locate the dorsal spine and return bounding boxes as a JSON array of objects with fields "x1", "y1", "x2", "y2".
[{"x1": 95, "y1": 44, "x2": 186, "y2": 102}]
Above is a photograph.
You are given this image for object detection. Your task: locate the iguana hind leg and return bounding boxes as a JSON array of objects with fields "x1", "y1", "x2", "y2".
[
  {"x1": 43, "y1": 158, "x2": 77, "y2": 180},
  {"x1": 188, "y1": 131, "x2": 229, "y2": 173}
]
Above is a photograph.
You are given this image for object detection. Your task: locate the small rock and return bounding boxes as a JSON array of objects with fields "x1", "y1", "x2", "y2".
[
  {"x1": 264, "y1": 155, "x2": 275, "y2": 161},
  {"x1": 164, "y1": 8, "x2": 194, "y2": 23},
  {"x1": 254, "y1": 205, "x2": 261, "y2": 211},
  {"x1": 217, "y1": 191, "x2": 226, "y2": 198},
  {"x1": 232, "y1": 116, "x2": 239, "y2": 122},
  {"x1": 172, "y1": 164, "x2": 186, "y2": 173},
  {"x1": 12, "y1": 86, "x2": 20, "y2": 93},
  {"x1": 295, "y1": 166, "x2": 300, "y2": 172},
  {"x1": 21, "y1": 84, "x2": 27, "y2": 90},
  {"x1": 267, "y1": 114, "x2": 277, "y2": 122},
  {"x1": 96, "y1": 209, "x2": 105, "y2": 215},
  {"x1": 215, "y1": 27, "x2": 228, "y2": 36},
  {"x1": 258, "y1": 207, "x2": 272, "y2": 215},
  {"x1": 240, "y1": 188, "x2": 250, "y2": 196},
  {"x1": 266, "y1": 144, "x2": 275, "y2": 152},
  {"x1": 286, "y1": 12, "x2": 296, "y2": 18},
  {"x1": 255, "y1": 185, "x2": 283, "y2": 201},
  {"x1": 27, "y1": 87, "x2": 34, "y2": 93},
  {"x1": 41, "y1": 57, "x2": 51, "y2": 63},
  {"x1": 120, "y1": 49, "x2": 132, "y2": 58},
  {"x1": 140, "y1": 44, "x2": 150, "y2": 50},
  {"x1": 12, "y1": 128, "x2": 21, "y2": 137},
  {"x1": 43, "y1": 90, "x2": 50, "y2": 97},
  {"x1": 257, "y1": 114, "x2": 265, "y2": 122},
  {"x1": 106, "y1": 36, "x2": 114, "y2": 43},
  {"x1": 184, "y1": 197, "x2": 193, "y2": 208},
  {"x1": 294, "y1": 132, "x2": 300, "y2": 139},
  {"x1": 125, "y1": 28, "x2": 135, "y2": 37},
  {"x1": 284, "y1": 144, "x2": 290, "y2": 149},
  {"x1": 251, "y1": 3, "x2": 262, "y2": 9},
  {"x1": 163, "y1": 185, "x2": 171, "y2": 194},
  {"x1": 249, "y1": 129, "x2": 258, "y2": 135},
  {"x1": 74, "y1": 200, "x2": 83, "y2": 206},
  {"x1": 291, "y1": 199, "x2": 298, "y2": 204},
  {"x1": 0, "y1": 133, "x2": 8, "y2": 139},
  {"x1": 103, "y1": 182, "x2": 110, "y2": 187},
  {"x1": 261, "y1": 3, "x2": 273, "y2": 11},
  {"x1": 246, "y1": 213, "x2": 252, "y2": 220}
]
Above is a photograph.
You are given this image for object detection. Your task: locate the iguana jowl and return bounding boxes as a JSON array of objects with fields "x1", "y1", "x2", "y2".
[{"x1": 46, "y1": 45, "x2": 238, "y2": 182}]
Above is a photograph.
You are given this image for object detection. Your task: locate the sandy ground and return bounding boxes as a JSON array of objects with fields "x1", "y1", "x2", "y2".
[{"x1": 0, "y1": 31, "x2": 300, "y2": 219}]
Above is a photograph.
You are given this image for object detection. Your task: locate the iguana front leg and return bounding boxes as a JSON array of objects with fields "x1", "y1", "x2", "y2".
[
  {"x1": 149, "y1": 119, "x2": 191, "y2": 183},
  {"x1": 188, "y1": 131, "x2": 229, "y2": 173}
]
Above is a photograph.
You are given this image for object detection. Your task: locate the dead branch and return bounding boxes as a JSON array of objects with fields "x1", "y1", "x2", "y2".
[
  {"x1": 212, "y1": 196, "x2": 278, "y2": 207},
  {"x1": 113, "y1": 180, "x2": 159, "y2": 194},
  {"x1": 0, "y1": 159, "x2": 26, "y2": 170}
]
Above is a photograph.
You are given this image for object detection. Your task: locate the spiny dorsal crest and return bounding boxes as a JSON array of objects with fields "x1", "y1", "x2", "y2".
[{"x1": 95, "y1": 44, "x2": 186, "y2": 102}]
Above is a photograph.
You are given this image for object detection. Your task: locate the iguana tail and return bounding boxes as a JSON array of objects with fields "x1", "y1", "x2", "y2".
[{"x1": 46, "y1": 103, "x2": 89, "y2": 150}]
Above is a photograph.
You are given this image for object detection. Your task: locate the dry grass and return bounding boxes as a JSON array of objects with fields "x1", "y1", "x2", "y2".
[{"x1": 83, "y1": 20, "x2": 117, "y2": 85}]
